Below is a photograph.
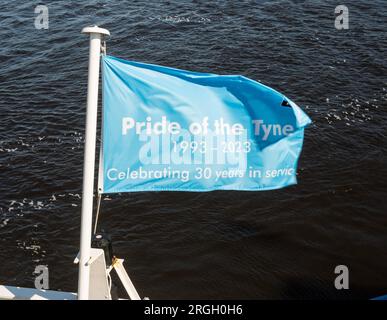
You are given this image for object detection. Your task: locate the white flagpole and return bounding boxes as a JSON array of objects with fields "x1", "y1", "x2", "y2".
[{"x1": 78, "y1": 26, "x2": 110, "y2": 300}]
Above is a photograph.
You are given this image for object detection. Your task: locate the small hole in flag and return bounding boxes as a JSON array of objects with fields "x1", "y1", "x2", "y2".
[{"x1": 281, "y1": 99, "x2": 291, "y2": 107}]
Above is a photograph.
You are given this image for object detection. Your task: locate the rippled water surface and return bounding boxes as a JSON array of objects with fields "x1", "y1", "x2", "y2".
[{"x1": 0, "y1": 0, "x2": 386, "y2": 299}]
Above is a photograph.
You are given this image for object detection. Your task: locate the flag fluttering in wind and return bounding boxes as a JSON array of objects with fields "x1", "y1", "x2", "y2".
[{"x1": 99, "y1": 55, "x2": 311, "y2": 193}]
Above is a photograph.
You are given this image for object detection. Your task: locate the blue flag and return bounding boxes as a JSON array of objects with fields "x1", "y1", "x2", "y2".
[{"x1": 100, "y1": 55, "x2": 311, "y2": 193}]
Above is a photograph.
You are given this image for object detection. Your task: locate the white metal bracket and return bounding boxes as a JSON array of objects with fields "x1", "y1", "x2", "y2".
[
  {"x1": 111, "y1": 258, "x2": 141, "y2": 300},
  {"x1": 74, "y1": 248, "x2": 111, "y2": 300},
  {"x1": 74, "y1": 249, "x2": 142, "y2": 300}
]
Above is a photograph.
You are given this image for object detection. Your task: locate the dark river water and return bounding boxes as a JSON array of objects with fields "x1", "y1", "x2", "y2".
[{"x1": 0, "y1": 0, "x2": 386, "y2": 299}]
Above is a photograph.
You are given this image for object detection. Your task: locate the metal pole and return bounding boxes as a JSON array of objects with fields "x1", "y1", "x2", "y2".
[{"x1": 78, "y1": 26, "x2": 110, "y2": 300}]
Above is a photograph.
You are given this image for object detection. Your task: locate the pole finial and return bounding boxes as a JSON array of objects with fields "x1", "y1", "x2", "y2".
[{"x1": 82, "y1": 26, "x2": 110, "y2": 36}]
